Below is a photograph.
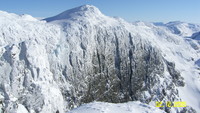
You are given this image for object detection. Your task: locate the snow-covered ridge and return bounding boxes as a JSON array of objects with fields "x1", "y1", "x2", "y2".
[
  {"x1": 0, "y1": 10, "x2": 38, "y2": 22},
  {"x1": 0, "y1": 5, "x2": 200, "y2": 113},
  {"x1": 45, "y1": 5, "x2": 103, "y2": 22},
  {"x1": 154, "y1": 21, "x2": 200, "y2": 37}
]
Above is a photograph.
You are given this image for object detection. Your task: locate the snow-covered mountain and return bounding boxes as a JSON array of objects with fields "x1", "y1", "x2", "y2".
[
  {"x1": 154, "y1": 21, "x2": 200, "y2": 37},
  {"x1": 0, "y1": 5, "x2": 200, "y2": 113}
]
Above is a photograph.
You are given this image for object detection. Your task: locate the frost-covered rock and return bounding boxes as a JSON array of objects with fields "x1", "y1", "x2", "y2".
[{"x1": 0, "y1": 10, "x2": 64, "y2": 113}]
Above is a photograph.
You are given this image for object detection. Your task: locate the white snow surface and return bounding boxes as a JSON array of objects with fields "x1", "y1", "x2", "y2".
[
  {"x1": 67, "y1": 101, "x2": 166, "y2": 113},
  {"x1": 0, "y1": 5, "x2": 200, "y2": 113}
]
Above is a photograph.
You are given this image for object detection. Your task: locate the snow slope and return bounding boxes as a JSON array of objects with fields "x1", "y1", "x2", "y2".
[
  {"x1": 68, "y1": 101, "x2": 166, "y2": 113},
  {"x1": 0, "y1": 5, "x2": 200, "y2": 113}
]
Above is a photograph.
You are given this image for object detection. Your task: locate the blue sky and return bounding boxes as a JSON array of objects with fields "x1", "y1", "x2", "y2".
[{"x1": 0, "y1": 0, "x2": 199, "y2": 23}]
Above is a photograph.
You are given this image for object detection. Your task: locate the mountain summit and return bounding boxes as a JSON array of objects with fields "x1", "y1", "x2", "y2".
[{"x1": 45, "y1": 5, "x2": 103, "y2": 22}]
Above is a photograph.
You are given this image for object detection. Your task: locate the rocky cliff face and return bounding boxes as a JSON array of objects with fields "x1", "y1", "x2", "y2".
[{"x1": 0, "y1": 5, "x2": 199, "y2": 113}]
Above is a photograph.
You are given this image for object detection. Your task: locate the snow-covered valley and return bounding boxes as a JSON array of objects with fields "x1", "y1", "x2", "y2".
[{"x1": 0, "y1": 5, "x2": 200, "y2": 113}]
